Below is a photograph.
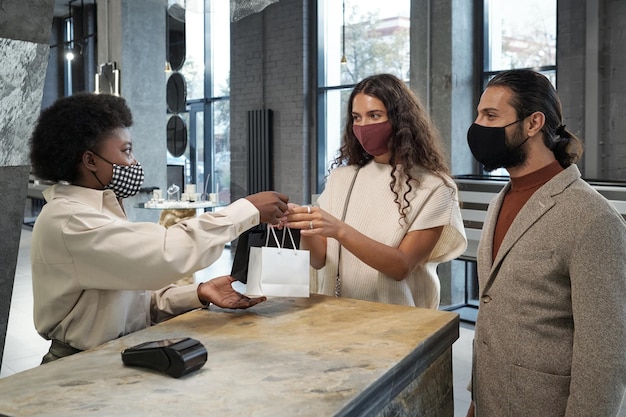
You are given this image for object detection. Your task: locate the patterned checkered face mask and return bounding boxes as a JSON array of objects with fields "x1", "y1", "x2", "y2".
[
  {"x1": 107, "y1": 162, "x2": 145, "y2": 198},
  {"x1": 90, "y1": 151, "x2": 145, "y2": 199}
]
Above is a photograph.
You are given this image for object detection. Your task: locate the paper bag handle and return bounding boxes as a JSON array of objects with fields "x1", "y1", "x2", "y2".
[{"x1": 266, "y1": 226, "x2": 298, "y2": 253}]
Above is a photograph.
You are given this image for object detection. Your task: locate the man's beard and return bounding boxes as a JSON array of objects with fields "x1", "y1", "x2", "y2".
[{"x1": 483, "y1": 125, "x2": 528, "y2": 172}]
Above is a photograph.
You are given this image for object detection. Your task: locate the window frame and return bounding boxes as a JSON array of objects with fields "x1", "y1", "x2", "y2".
[
  {"x1": 477, "y1": 0, "x2": 558, "y2": 176},
  {"x1": 315, "y1": 0, "x2": 410, "y2": 193}
]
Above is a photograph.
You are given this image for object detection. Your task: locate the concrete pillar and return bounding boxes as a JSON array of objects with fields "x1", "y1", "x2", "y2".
[
  {"x1": 0, "y1": 0, "x2": 54, "y2": 367},
  {"x1": 410, "y1": 0, "x2": 476, "y2": 306},
  {"x1": 410, "y1": 0, "x2": 476, "y2": 176},
  {"x1": 97, "y1": 0, "x2": 167, "y2": 222},
  {"x1": 557, "y1": 0, "x2": 626, "y2": 181},
  {"x1": 556, "y1": 0, "x2": 586, "y2": 172}
]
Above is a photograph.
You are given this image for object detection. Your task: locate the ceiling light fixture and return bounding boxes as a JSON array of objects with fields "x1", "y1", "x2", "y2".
[{"x1": 65, "y1": 41, "x2": 84, "y2": 61}]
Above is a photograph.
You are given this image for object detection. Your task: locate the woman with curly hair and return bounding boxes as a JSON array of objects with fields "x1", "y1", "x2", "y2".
[
  {"x1": 286, "y1": 73, "x2": 466, "y2": 308},
  {"x1": 29, "y1": 92, "x2": 289, "y2": 363}
]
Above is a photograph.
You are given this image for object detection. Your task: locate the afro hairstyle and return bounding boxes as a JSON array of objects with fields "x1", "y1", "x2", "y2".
[{"x1": 29, "y1": 92, "x2": 133, "y2": 182}]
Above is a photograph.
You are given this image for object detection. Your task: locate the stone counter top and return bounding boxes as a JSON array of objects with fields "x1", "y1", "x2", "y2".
[{"x1": 0, "y1": 294, "x2": 459, "y2": 417}]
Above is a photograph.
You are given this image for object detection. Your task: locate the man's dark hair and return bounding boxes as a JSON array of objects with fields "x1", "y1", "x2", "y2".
[
  {"x1": 30, "y1": 92, "x2": 133, "y2": 182},
  {"x1": 487, "y1": 69, "x2": 583, "y2": 167}
]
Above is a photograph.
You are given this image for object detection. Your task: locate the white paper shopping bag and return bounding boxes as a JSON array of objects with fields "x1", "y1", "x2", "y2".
[{"x1": 246, "y1": 227, "x2": 310, "y2": 297}]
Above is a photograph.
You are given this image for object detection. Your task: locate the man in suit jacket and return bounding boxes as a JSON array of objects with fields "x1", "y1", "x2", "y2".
[{"x1": 465, "y1": 69, "x2": 626, "y2": 416}]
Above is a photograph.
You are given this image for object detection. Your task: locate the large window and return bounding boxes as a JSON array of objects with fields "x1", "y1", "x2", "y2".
[
  {"x1": 169, "y1": 0, "x2": 231, "y2": 203},
  {"x1": 480, "y1": 0, "x2": 556, "y2": 177},
  {"x1": 446, "y1": 0, "x2": 558, "y2": 321},
  {"x1": 444, "y1": 1, "x2": 558, "y2": 321},
  {"x1": 208, "y1": 0, "x2": 231, "y2": 203},
  {"x1": 316, "y1": 0, "x2": 410, "y2": 191},
  {"x1": 482, "y1": 0, "x2": 556, "y2": 86}
]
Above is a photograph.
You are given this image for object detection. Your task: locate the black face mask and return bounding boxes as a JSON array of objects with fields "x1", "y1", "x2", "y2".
[{"x1": 466, "y1": 120, "x2": 529, "y2": 172}]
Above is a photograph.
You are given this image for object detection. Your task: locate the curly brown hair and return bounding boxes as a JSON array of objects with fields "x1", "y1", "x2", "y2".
[
  {"x1": 29, "y1": 92, "x2": 133, "y2": 183},
  {"x1": 332, "y1": 73, "x2": 451, "y2": 220}
]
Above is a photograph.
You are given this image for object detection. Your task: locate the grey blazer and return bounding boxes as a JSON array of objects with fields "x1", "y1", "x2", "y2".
[{"x1": 472, "y1": 164, "x2": 626, "y2": 417}]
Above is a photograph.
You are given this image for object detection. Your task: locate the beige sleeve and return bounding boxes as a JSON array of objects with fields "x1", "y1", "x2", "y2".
[{"x1": 149, "y1": 284, "x2": 205, "y2": 324}]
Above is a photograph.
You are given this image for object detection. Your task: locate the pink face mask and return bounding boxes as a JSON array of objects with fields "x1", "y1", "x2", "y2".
[{"x1": 352, "y1": 121, "x2": 393, "y2": 156}]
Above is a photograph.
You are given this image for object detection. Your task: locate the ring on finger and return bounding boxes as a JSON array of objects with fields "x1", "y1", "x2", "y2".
[{"x1": 309, "y1": 221, "x2": 314, "y2": 230}]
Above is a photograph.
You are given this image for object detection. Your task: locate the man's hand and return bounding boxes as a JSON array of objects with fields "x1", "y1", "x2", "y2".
[
  {"x1": 198, "y1": 276, "x2": 266, "y2": 309},
  {"x1": 245, "y1": 191, "x2": 289, "y2": 225}
]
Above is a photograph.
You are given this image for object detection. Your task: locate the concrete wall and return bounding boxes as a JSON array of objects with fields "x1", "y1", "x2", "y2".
[
  {"x1": 602, "y1": 0, "x2": 626, "y2": 180},
  {"x1": 230, "y1": 0, "x2": 313, "y2": 205},
  {"x1": 556, "y1": 0, "x2": 626, "y2": 181},
  {"x1": 0, "y1": 0, "x2": 54, "y2": 366}
]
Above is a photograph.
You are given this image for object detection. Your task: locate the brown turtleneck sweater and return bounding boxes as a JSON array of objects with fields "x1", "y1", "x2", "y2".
[{"x1": 493, "y1": 160, "x2": 564, "y2": 259}]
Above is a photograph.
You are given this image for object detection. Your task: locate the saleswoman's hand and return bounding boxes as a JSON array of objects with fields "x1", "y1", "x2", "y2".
[
  {"x1": 198, "y1": 276, "x2": 266, "y2": 309},
  {"x1": 245, "y1": 191, "x2": 289, "y2": 225}
]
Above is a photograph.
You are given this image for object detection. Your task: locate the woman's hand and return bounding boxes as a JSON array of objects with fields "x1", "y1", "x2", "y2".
[
  {"x1": 285, "y1": 205, "x2": 343, "y2": 239},
  {"x1": 287, "y1": 205, "x2": 444, "y2": 281},
  {"x1": 284, "y1": 204, "x2": 328, "y2": 269},
  {"x1": 197, "y1": 276, "x2": 266, "y2": 309}
]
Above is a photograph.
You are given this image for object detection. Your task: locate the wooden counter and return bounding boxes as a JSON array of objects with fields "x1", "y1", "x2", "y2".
[{"x1": 0, "y1": 295, "x2": 459, "y2": 417}]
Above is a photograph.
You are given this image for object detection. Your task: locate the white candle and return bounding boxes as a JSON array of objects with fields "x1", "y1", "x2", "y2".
[{"x1": 185, "y1": 184, "x2": 196, "y2": 194}]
